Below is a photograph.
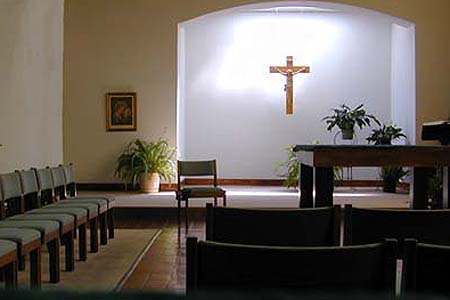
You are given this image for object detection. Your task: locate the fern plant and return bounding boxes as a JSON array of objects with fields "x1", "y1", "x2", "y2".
[{"x1": 115, "y1": 138, "x2": 176, "y2": 186}]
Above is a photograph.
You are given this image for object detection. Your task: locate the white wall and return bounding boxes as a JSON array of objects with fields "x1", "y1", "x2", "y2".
[
  {"x1": 0, "y1": 0, "x2": 64, "y2": 172},
  {"x1": 391, "y1": 23, "x2": 416, "y2": 144},
  {"x1": 180, "y1": 11, "x2": 394, "y2": 179}
]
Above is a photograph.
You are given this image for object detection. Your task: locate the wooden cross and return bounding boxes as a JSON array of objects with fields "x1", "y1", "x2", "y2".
[{"x1": 270, "y1": 56, "x2": 310, "y2": 114}]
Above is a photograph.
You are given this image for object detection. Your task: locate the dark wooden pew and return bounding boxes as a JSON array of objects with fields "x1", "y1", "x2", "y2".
[
  {"x1": 187, "y1": 237, "x2": 397, "y2": 294},
  {"x1": 206, "y1": 204, "x2": 340, "y2": 246}
]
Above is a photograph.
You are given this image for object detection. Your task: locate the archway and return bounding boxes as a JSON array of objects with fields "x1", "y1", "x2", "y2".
[{"x1": 177, "y1": 1, "x2": 415, "y2": 180}]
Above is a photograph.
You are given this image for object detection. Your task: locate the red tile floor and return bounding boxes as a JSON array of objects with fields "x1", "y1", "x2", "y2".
[{"x1": 118, "y1": 213, "x2": 205, "y2": 293}]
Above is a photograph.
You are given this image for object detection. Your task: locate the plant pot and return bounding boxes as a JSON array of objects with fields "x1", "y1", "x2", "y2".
[
  {"x1": 341, "y1": 129, "x2": 354, "y2": 140},
  {"x1": 383, "y1": 178, "x2": 397, "y2": 193},
  {"x1": 140, "y1": 172, "x2": 160, "y2": 193}
]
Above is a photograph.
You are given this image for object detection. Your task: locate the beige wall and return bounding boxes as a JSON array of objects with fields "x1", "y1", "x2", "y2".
[
  {"x1": 0, "y1": 0, "x2": 63, "y2": 173},
  {"x1": 64, "y1": 0, "x2": 450, "y2": 182}
]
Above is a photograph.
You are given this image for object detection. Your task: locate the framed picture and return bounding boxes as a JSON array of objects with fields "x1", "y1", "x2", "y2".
[{"x1": 106, "y1": 92, "x2": 137, "y2": 131}]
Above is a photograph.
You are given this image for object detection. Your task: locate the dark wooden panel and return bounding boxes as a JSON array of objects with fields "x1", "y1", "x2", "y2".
[
  {"x1": 299, "y1": 164, "x2": 313, "y2": 208},
  {"x1": 314, "y1": 167, "x2": 334, "y2": 207}
]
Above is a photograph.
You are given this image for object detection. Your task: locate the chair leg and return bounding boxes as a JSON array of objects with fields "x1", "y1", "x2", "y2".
[
  {"x1": 46, "y1": 238, "x2": 60, "y2": 283},
  {"x1": 185, "y1": 198, "x2": 189, "y2": 230},
  {"x1": 214, "y1": 197, "x2": 217, "y2": 207},
  {"x1": 100, "y1": 213, "x2": 108, "y2": 245},
  {"x1": 63, "y1": 231, "x2": 75, "y2": 272},
  {"x1": 89, "y1": 217, "x2": 99, "y2": 253},
  {"x1": 4, "y1": 261, "x2": 18, "y2": 289},
  {"x1": 108, "y1": 208, "x2": 115, "y2": 239},
  {"x1": 177, "y1": 199, "x2": 181, "y2": 229},
  {"x1": 29, "y1": 248, "x2": 41, "y2": 289},
  {"x1": 78, "y1": 223, "x2": 87, "y2": 261},
  {"x1": 223, "y1": 193, "x2": 227, "y2": 207}
]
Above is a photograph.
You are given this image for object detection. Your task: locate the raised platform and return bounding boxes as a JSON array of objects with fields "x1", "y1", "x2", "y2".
[{"x1": 80, "y1": 186, "x2": 409, "y2": 209}]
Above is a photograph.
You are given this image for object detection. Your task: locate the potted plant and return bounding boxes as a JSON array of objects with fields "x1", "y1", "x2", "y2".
[
  {"x1": 380, "y1": 166, "x2": 409, "y2": 193},
  {"x1": 115, "y1": 138, "x2": 176, "y2": 193},
  {"x1": 366, "y1": 124, "x2": 406, "y2": 145},
  {"x1": 322, "y1": 104, "x2": 380, "y2": 140},
  {"x1": 367, "y1": 124, "x2": 408, "y2": 193},
  {"x1": 275, "y1": 145, "x2": 343, "y2": 189}
]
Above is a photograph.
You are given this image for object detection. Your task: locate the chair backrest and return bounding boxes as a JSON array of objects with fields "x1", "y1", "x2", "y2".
[
  {"x1": 344, "y1": 205, "x2": 450, "y2": 247},
  {"x1": 0, "y1": 172, "x2": 24, "y2": 215},
  {"x1": 187, "y1": 237, "x2": 397, "y2": 294},
  {"x1": 178, "y1": 160, "x2": 218, "y2": 189},
  {"x1": 206, "y1": 204, "x2": 340, "y2": 246},
  {"x1": 403, "y1": 239, "x2": 450, "y2": 294},
  {"x1": 34, "y1": 168, "x2": 55, "y2": 204},
  {"x1": 50, "y1": 166, "x2": 67, "y2": 199},
  {"x1": 60, "y1": 164, "x2": 77, "y2": 197},
  {"x1": 17, "y1": 170, "x2": 41, "y2": 210}
]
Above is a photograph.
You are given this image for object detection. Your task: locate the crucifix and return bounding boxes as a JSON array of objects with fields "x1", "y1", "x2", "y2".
[{"x1": 270, "y1": 56, "x2": 310, "y2": 114}]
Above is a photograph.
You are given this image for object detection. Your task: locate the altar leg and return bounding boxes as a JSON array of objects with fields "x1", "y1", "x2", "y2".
[
  {"x1": 443, "y1": 167, "x2": 449, "y2": 209},
  {"x1": 315, "y1": 167, "x2": 334, "y2": 207},
  {"x1": 299, "y1": 163, "x2": 313, "y2": 208},
  {"x1": 410, "y1": 167, "x2": 429, "y2": 209}
]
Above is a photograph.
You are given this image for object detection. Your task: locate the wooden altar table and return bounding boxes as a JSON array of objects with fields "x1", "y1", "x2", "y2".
[{"x1": 293, "y1": 145, "x2": 450, "y2": 209}]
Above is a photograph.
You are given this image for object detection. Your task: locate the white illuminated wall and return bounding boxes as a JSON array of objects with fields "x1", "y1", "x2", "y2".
[{"x1": 178, "y1": 10, "x2": 413, "y2": 179}]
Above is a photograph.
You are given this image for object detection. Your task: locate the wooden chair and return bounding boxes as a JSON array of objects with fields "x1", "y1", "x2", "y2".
[
  {"x1": 0, "y1": 172, "x2": 62, "y2": 283},
  {"x1": 0, "y1": 228, "x2": 41, "y2": 289},
  {"x1": 206, "y1": 204, "x2": 340, "y2": 246},
  {"x1": 60, "y1": 164, "x2": 115, "y2": 239},
  {"x1": 187, "y1": 237, "x2": 397, "y2": 294},
  {"x1": 403, "y1": 239, "x2": 450, "y2": 295},
  {"x1": 176, "y1": 160, "x2": 226, "y2": 228},
  {"x1": 50, "y1": 166, "x2": 109, "y2": 245},
  {"x1": 0, "y1": 240, "x2": 18, "y2": 289},
  {"x1": 344, "y1": 205, "x2": 450, "y2": 248},
  {"x1": 35, "y1": 168, "x2": 100, "y2": 254}
]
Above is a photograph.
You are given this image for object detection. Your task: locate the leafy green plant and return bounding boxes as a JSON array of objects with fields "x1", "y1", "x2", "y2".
[
  {"x1": 380, "y1": 166, "x2": 409, "y2": 193},
  {"x1": 115, "y1": 138, "x2": 176, "y2": 186},
  {"x1": 367, "y1": 124, "x2": 406, "y2": 145},
  {"x1": 275, "y1": 146, "x2": 299, "y2": 189},
  {"x1": 322, "y1": 104, "x2": 380, "y2": 132},
  {"x1": 275, "y1": 145, "x2": 343, "y2": 189}
]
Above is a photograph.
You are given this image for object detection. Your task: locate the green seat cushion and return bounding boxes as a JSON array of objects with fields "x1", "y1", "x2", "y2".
[
  {"x1": 0, "y1": 240, "x2": 17, "y2": 256},
  {"x1": 73, "y1": 195, "x2": 116, "y2": 204},
  {"x1": 0, "y1": 220, "x2": 59, "y2": 243},
  {"x1": 27, "y1": 207, "x2": 87, "y2": 219},
  {"x1": 0, "y1": 228, "x2": 41, "y2": 245},
  {"x1": 59, "y1": 199, "x2": 108, "y2": 214},
  {"x1": 9, "y1": 213, "x2": 75, "y2": 227},
  {"x1": 179, "y1": 187, "x2": 226, "y2": 200},
  {"x1": 47, "y1": 202, "x2": 98, "y2": 218}
]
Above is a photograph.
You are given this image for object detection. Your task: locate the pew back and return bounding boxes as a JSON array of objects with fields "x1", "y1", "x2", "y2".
[
  {"x1": 206, "y1": 205, "x2": 340, "y2": 246},
  {"x1": 187, "y1": 237, "x2": 397, "y2": 294},
  {"x1": 403, "y1": 239, "x2": 450, "y2": 294},
  {"x1": 344, "y1": 205, "x2": 450, "y2": 246}
]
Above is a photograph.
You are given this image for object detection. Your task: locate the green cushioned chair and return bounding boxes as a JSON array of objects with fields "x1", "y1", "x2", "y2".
[
  {"x1": 3, "y1": 171, "x2": 77, "y2": 272},
  {"x1": 18, "y1": 169, "x2": 90, "y2": 262},
  {"x1": 0, "y1": 239, "x2": 18, "y2": 289},
  {"x1": 51, "y1": 167, "x2": 111, "y2": 245},
  {"x1": 34, "y1": 168, "x2": 101, "y2": 253},
  {"x1": 176, "y1": 160, "x2": 226, "y2": 230},
  {"x1": 0, "y1": 228, "x2": 41, "y2": 289},
  {"x1": 0, "y1": 220, "x2": 60, "y2": 283}
]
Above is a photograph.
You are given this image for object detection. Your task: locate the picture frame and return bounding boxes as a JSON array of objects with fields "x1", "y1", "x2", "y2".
[{"x1": 106, "y1": 92, "x2": 137, "y2": 131}]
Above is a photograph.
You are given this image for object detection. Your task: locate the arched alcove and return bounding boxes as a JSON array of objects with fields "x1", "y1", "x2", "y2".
[{"x1": 177, "y1": 1, "x2": 415, "y2": 180}]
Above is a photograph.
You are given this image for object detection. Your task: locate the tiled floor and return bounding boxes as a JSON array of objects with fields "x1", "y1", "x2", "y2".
[{"x1": 118, "y1": 215, "x2": 204, "y2": 293}]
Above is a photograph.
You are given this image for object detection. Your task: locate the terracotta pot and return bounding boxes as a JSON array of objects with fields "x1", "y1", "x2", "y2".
[
  {"x1": 341, "y1": 129, "x2": 354, "y2": 140},
  {"x1": 140, "y1": 172, "x2": 160, "y2": 193}
]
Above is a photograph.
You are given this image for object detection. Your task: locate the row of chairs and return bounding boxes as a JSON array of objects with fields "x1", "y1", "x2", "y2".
[
  {"x1": 0, "y1": 165, "x2": 115, "y2": 289},
  {"x1": 187, "y1": 204, "x2": 450, "y2": 295}
]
